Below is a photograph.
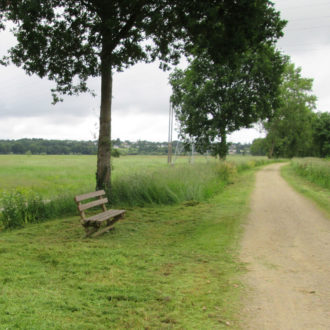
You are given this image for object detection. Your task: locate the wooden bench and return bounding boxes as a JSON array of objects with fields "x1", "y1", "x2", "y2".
[{"x1": 74, "y1": 190, "x2": 125, "y2": 237}]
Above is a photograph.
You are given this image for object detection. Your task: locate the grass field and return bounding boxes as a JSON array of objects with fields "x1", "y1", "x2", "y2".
[
  {"x1": 281, "y1": 158, "x2": 330, "y2": 217},
  {"x1": 0, "y1": 154, "x2": 269, "y2": 328},
  {"x1": 0, "y1": 154, "x2": 272, "y2": 201}
]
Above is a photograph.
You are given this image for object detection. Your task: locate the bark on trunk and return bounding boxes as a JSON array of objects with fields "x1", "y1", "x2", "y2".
[
  {"x1": 96, "y1": 58, "x2": 112, "y2": 191},
  {"x1": 219, "y1": 129, "x2": 227, "y2": 160},
  {"x1": 268, "y1": 138, "x2": 275, "y2": 159}
]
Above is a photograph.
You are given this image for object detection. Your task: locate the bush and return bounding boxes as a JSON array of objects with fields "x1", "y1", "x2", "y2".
[{"x1": 0, "y1": 189, "x2": 76, "y2": 229}]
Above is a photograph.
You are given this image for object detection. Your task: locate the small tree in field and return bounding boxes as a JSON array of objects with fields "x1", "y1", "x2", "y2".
[{"x1": 0, "y1": 0, "x2": 285, "y2": 190}]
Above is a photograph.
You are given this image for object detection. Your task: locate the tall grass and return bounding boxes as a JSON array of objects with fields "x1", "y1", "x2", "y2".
[
  {"x1": 290, "y1": 158, "x2": 330, "y2": 190},
  {"x1": 110, "y1": 162, "x2": 236, "y2": 207},
  {"x1": 228, "y1": 156, "x2": 280, "y2": 172},
  {"x1": 1, "y1": 156, "x2": 278, "y2": 229}
]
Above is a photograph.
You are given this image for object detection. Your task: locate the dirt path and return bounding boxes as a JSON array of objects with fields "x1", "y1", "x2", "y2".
[{"x1": 240, "y1": 163, "x2": 330, "y2": 330}]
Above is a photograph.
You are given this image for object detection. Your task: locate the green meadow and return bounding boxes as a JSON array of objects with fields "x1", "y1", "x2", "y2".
[
  {"x1": 0, "y1": 154, "x2": 271, "y2": 201},
  {"x1": 0, "y1": 155, "x2": 204, "y2": 198},
  {"x1": 0, "y1": 154, "x2": 277, "y2": 328}
]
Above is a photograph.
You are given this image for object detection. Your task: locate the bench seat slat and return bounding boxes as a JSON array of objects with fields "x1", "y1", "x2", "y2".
[
  {"x1": 84, "y1": 209, "x2": 125, "y2": 223},
  {"x1": 75, "y1": 190, "x2": 106, "y2": 202},
  {"x1": 78, "y1": 198, "x2": 108, "y2": 211}
]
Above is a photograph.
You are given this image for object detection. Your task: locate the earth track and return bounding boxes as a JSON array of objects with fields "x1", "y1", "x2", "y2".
[{"x1": 240, "y1": 163, "x2": 330, "y2": 329}]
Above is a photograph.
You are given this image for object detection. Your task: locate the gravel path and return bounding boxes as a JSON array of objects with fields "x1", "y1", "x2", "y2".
[{"x1": 240, "y1": 163, "x2": 330, "y2": 329}]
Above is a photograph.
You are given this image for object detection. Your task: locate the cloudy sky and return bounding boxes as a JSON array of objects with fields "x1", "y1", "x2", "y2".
[{"x1": 0, "y1": 0, "x2": 329, "y2": 143}]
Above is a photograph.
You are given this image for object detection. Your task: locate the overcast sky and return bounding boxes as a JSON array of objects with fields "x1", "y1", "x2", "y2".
[{"x1": 1, "y1": 0, "x2": 330, "y2": 143}]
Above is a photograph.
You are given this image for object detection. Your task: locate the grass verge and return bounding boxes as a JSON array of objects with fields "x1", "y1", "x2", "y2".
[
  {"x1": 0, "y1": 169, "x2": 257, "y2": 329},
  {"x1": 281, "y1": 164, "x2": 330, "y2": 217}
]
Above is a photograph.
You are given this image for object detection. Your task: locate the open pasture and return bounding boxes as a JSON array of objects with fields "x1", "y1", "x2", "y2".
[
  {"x1": 0, "y1": 154, "x2": 275, "y2": 229},
  {"x1": 0, "y1": 155, "x2": 199, "y2": 198},
  {"x1": 0, "y1": 154, "x2": 271, "y2": 199}
]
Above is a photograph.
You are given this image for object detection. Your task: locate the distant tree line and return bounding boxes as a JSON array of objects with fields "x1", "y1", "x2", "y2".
[
  {"x1": 0, "y1": 139, "x2": 98, "y2": 155},
  {"x1": 0, "y1": 138, "x2": 252, "y2": 156},
  {"x1": 250, "y1": 111, "x2": 330, "y2": 158}
]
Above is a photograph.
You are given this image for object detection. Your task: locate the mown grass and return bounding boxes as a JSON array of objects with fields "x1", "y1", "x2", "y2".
[
  {"x1": 281, "y1": 159, "x2": 330, "y2": 217},
  {"x1": 0, "y1": 168, "x2": 257, "y2": 329}
]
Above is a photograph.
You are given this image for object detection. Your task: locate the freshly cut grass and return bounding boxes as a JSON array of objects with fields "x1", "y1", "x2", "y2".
[
  {"x1": 0, "y1": 168, "x2": 256, "y2": 329},
  {"x1": 290, "y1": 158, "x2": 330, "y2": 190}
]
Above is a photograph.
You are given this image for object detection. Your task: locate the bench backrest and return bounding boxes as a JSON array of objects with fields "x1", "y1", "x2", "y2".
[{"x1": 74, "y1": 190, "x2": 108, "y2": 219}]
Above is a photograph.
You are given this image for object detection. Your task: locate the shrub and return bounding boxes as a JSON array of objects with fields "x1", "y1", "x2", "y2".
[{"x1": 0, "y1": 189, "x2": 76, "y2": 229}]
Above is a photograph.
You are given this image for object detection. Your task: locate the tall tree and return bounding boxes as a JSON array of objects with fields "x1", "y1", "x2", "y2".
[
  {"x1": 169, "y1": 46, "x2": 284, "y2": 159},
  {"x1": 0, "y1": 0, "x2": 285, "y2": 189},
  {"x1": 250, "y1": 138, "x2": 268, "y2": 156},
  {"x1": 264, "y1": 60, "x2": 317, "y2": 158},
  {"x1": 312, "y1": 112, "x2": 330, "y2": 158}
]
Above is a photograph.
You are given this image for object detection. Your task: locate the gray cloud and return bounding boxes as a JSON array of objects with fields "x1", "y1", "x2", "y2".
[{"x1": 1, "y1": 1, "x2": 330, "y2": 142}]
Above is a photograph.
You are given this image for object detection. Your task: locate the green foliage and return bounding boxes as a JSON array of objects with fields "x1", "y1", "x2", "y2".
[
  {"x1": 0, "y1": 139, "x2": 98, "y2": 155},
  {"x1": 313, "y1": 112, "x2": 330, "y2": 157},
  {"x1": 264, "y1": 59, "x2": 317, "y2": 158},
  {"x1": 250, "y1": 138, "x2": 268, "y2": 156},
  {"x1": 0, "y1": 1, "x2": 284, "y2": 101},
  {"x1": 169, "y1": 46, "x2": 284, "y2": 159},
  {"x1": 290, "y1": 158, "x2": 330, "y2": 190},
  {"x1": 1, "y1": 0, "x2": 285, "y2": 189},
  {"x1": 0, "y1": 189, "x2": 76, "y2": 229},
  {"x1": 111, "y1": 148, "x2": 120, "y2": 158}
]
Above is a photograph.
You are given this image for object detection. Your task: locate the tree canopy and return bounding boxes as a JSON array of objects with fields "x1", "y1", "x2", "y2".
[
  {"x1": 313, "y1": 112, "x2": 330, "y2": 158},
  {"x1": 1, "y1": 0, "x2": 285, "y2": 189},
  {"x1": 169, "y1": 46, "x2": 284, "y2": 159},
  {"x1": 263, "y1": 60, "x2": 317, "y2": 158}
]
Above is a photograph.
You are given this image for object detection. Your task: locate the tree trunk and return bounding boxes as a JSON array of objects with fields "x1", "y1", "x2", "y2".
[
  {"x1": 218, "y1": 129, "x2": 227, "y2": 160},
  {"x1": 268, "y1": 137, "x2": 275, "y2": 159},
  {"x1": 96, "y1": 58, "x2": 112, "y2": 191}
]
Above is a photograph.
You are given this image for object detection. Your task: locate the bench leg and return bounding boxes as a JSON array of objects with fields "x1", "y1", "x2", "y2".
[
  {"x1": 84, "y1": 214, "x2": 125, "y2": 238},
  {"x1": 92, "y1": 215, "x2": 124, "y2": 238},
  {"x1": 84, "y1": 223, "x2": 100, "y2": 238}
]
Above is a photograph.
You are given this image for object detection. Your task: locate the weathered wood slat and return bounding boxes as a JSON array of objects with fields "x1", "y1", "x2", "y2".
[
  {"x1": 74, "y1": 189, "x2": 126, "y2": 238},
  {"x1": 75, "y1": 190, "x2": 105, "y2": 202},
  {"x1": 84, "y1": 209, "x2": 125, "y2": 224},
  {"x1": 78, "y1": 198, "x2": 108, "y2": 211}
]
